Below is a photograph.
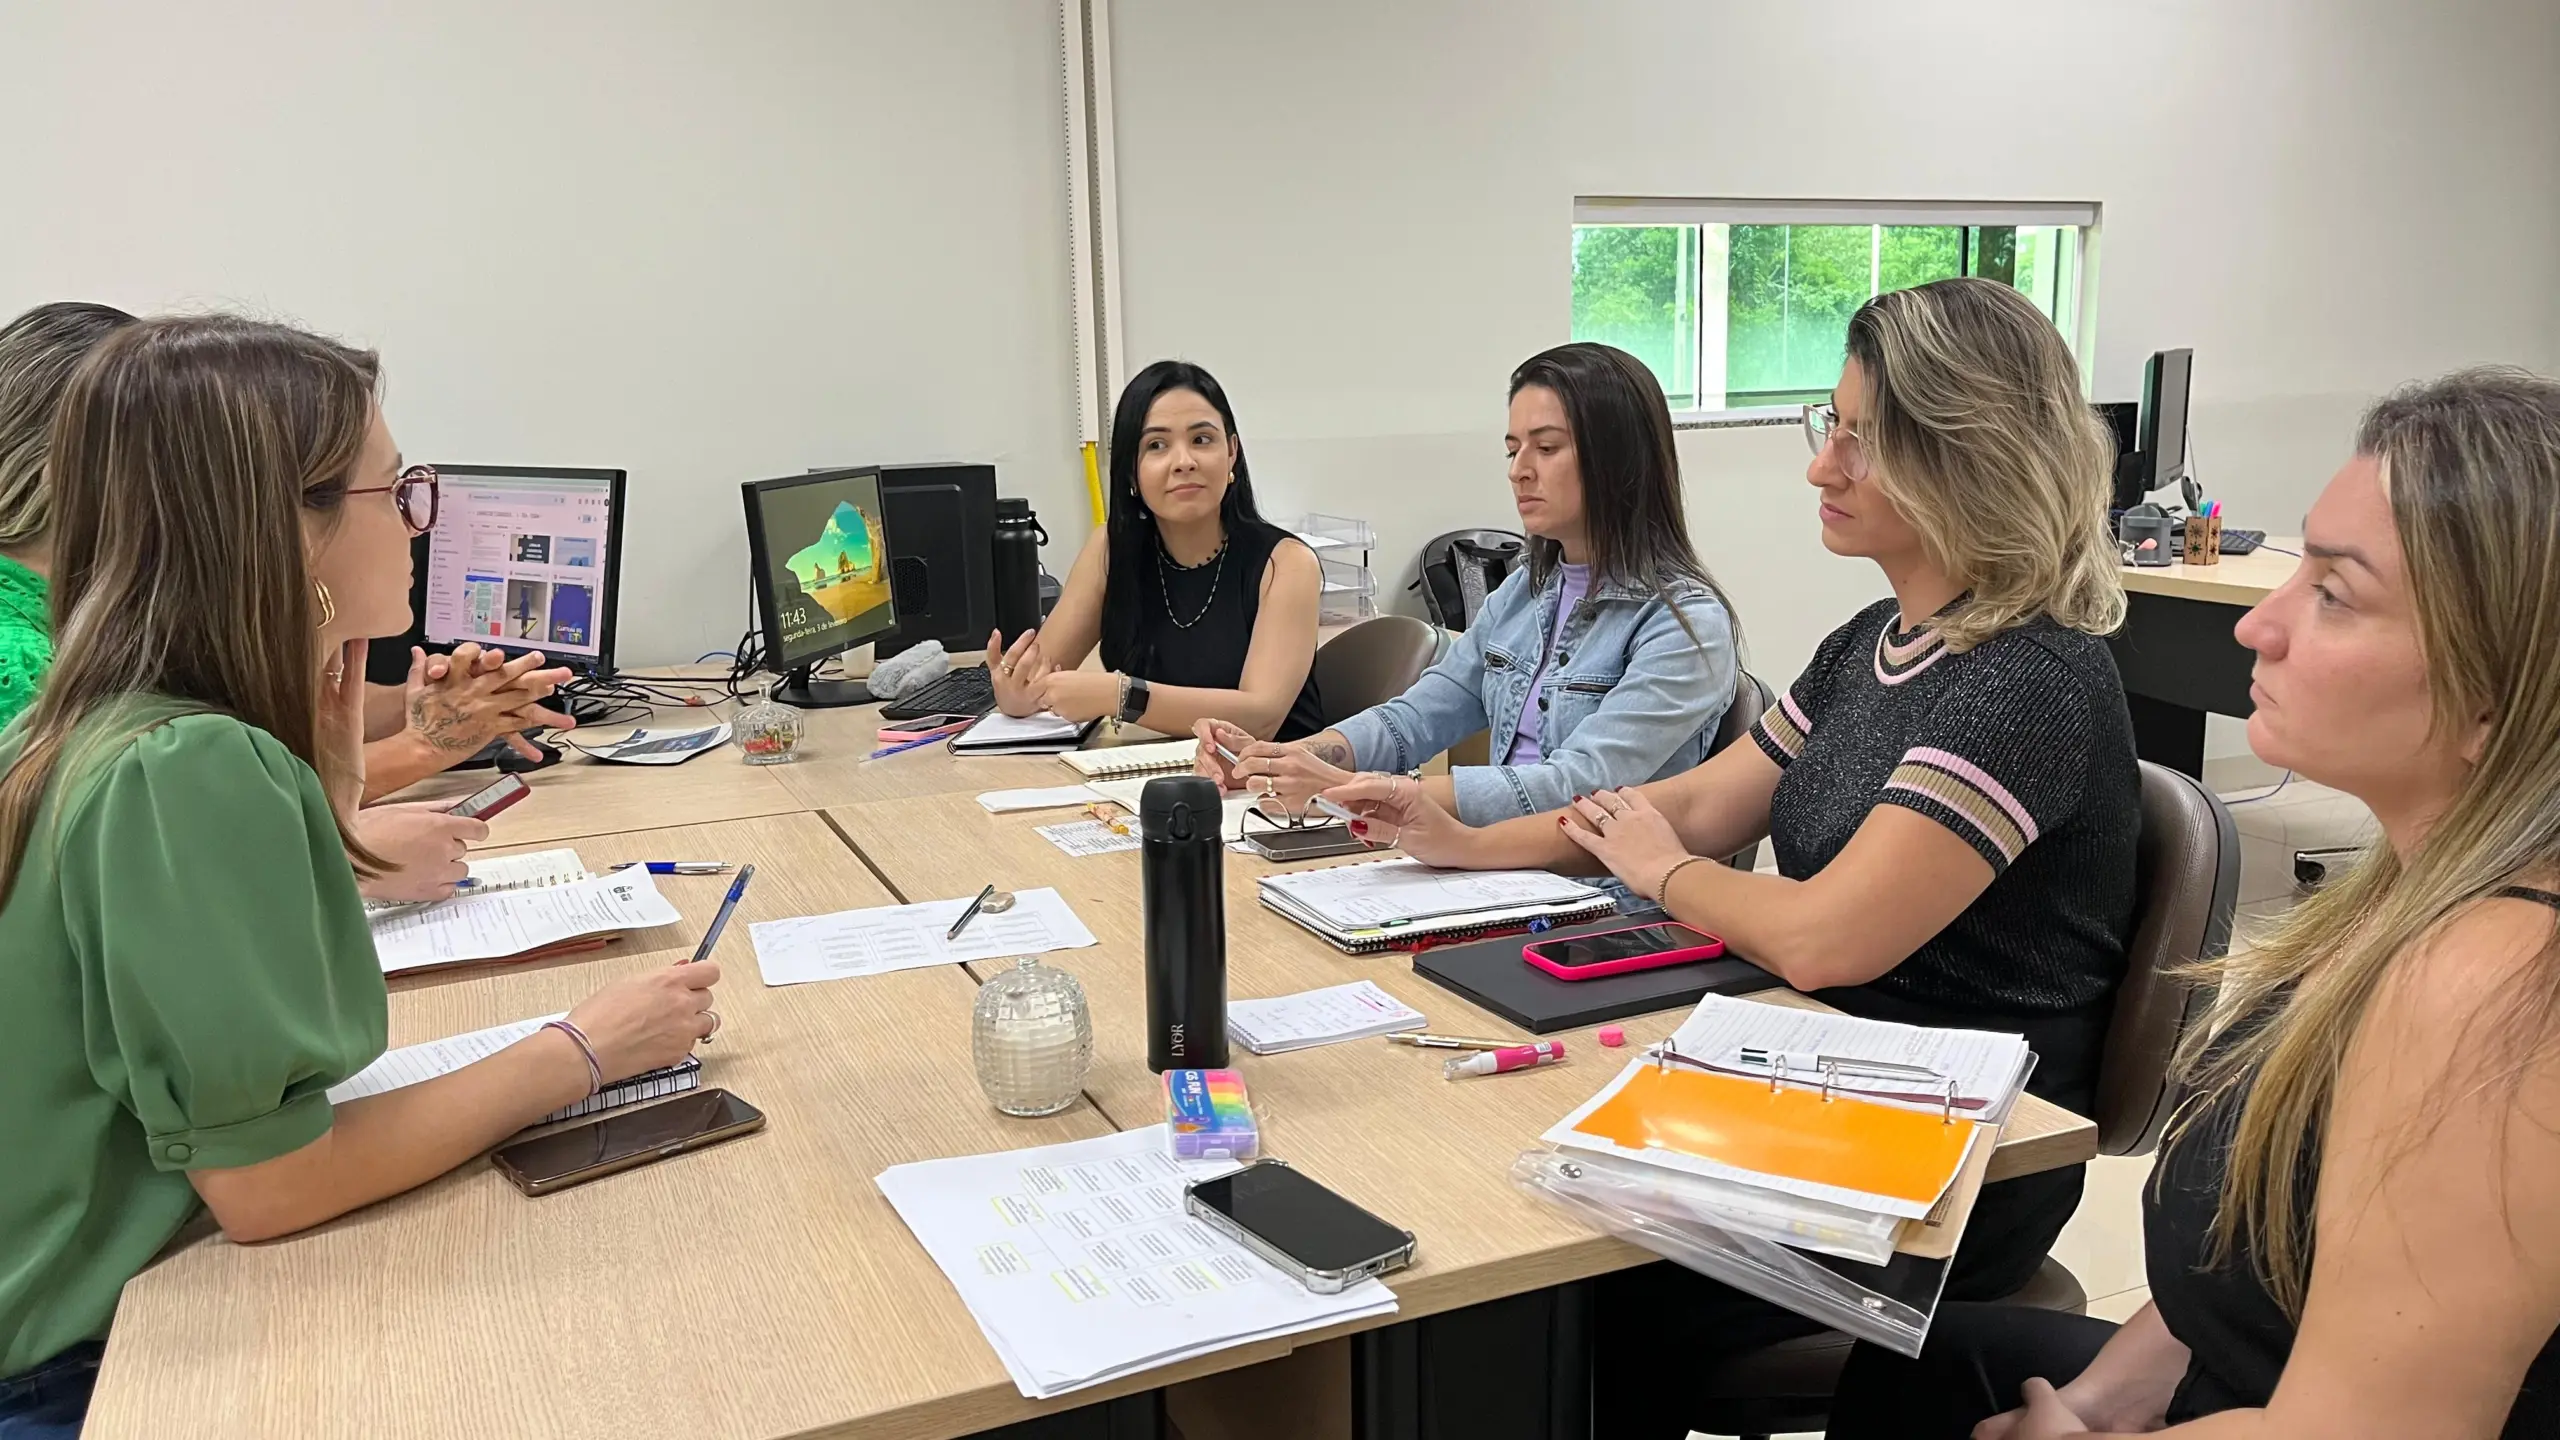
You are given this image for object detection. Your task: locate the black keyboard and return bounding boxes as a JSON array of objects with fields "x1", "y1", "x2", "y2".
[
  {"x1": 878, "y1": 666, "x2": 997, "y2": 722},
  {"x1": 2218, "y1": 528, "x2": 2268, "y2": 555}
]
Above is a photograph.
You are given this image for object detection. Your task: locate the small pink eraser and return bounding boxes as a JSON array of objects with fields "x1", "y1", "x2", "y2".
[{"x1": 1597, "y1": 1026, "x2": 1626, "y2": 1048}]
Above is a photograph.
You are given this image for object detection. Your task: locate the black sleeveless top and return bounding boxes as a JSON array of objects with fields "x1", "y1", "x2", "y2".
[
  {"x1": 2146, "y1": 887, "x2": 2560, "y2": 1429},
  {"x1": 1109, "y1": 520, "x2": 1325, "y2": 742}
]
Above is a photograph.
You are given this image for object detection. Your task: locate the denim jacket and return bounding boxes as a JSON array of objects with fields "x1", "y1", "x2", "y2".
[{"x1": 1335, "y1": 564, "x2": 1737, "y2": 824}]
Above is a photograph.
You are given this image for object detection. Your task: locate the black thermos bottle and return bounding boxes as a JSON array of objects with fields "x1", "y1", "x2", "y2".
[
  {"x1": 1142, "y1": 775, "x2": 1228, "y2": 1073},
  {"x1": 991, "y1": 497, "x2": 1048, "y2": 647}
]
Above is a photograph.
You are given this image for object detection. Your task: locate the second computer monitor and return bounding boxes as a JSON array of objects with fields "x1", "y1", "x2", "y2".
[
  {"x1": 743, "y1": 467, "x2": 900, "y2": 707},
  {"x1": 2139, "y1": 348, "x2": 2194, "y2": 495}
]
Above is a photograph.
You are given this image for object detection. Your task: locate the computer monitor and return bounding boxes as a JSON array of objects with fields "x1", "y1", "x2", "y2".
[
  {"x1": 810, "y1": 463, "x2": 999, "y2": 659},
  {"x1": 743, "y1": 468, "x2": 901, "y2": 707},
  {"x1": 2139, "y1": 348, "x2": 2194, "y2": 500},
  {"x1": 403, "y1": 465, "x2": 625, "y2": 676}
]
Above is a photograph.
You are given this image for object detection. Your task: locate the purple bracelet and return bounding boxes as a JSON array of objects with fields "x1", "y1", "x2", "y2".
[{"x1": 542, "y1": 1018, "x2": 604, "y2": 1097}]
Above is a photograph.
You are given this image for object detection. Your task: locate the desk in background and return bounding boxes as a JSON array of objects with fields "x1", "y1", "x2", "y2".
[{"x1": 2110, "y1": 539, "x2": 2297, "y2": 777}]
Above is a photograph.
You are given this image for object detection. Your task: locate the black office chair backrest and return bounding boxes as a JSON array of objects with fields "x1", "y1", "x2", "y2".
[
  {"x1": 1712, "y1": 671, "x2": 1771, "y2": 871},
  {"x1": 2095, "y1": 761, "x2": 2240, "y2": 1156}
]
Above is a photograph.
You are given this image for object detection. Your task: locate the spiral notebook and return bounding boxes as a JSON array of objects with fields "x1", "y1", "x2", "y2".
[
  {"x1": 1056, "y1": 738, "x2": 1201, "y2": 780},
  {"x1": 1257, "y1": 857, "x2": 1614, "y2": 953},
  {"x1": 326, "y1": 1013, "x2": 702, "y2": 1124}
]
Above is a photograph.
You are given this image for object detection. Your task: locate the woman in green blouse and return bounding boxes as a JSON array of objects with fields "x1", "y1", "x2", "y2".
[
  {"x1": 0, "y1": 301, "x2": 580, "y2": 903},
  {"x1": 0, "y1": 315, "x2": 723, "y2": 1437}
]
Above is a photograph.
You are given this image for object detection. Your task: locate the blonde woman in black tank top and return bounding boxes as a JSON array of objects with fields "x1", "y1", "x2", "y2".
[{"x1": 1828, "y1": 368, "x2": 2560, "y2": 1439}]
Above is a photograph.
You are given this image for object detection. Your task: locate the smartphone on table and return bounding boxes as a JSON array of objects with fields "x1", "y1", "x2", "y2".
[
  {"x1": 1185, "y1": 1159, "x2": 1415, "y2": 1293},
  {"x1": 1243, "y1": 823, "x2": 1370, "y2": 863},
  {"x1": 445, "y1": 772, "x2": 531, "y2": 821},
  {"x1": 1521, "y1": 921, "x2": 1725, "y2": 981},
  {"x1": 491, "y1": 1089, "x2": 766, "y2": 1197}
]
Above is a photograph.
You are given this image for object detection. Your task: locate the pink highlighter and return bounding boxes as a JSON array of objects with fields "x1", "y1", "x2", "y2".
[{"x1": 1444, "y1": 1041, "x2": 1566, "y2": 1080}]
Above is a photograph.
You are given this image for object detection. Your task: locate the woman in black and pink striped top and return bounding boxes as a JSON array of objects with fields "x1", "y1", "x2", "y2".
[{"x1": 1329, "y1": 278, "x2": 2138, "y2": 1438}]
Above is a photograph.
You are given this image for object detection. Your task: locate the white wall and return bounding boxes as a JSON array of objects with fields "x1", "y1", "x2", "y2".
[
  {"x1": 1108, "y1": 0, "x2": 2560, "y2": 713},
  {"x1": 0, "y1": 0, "x2": 1081, "y2": 665}
]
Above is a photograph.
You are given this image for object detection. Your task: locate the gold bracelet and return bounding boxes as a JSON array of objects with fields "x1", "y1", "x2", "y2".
[{"x1": 1654, "y1": 855, "x2": 1711, "y2": 907}]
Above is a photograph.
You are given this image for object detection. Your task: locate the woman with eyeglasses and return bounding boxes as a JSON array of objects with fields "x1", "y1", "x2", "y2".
[
  {"x1": 0, "y1": 316, "x2": 720, "y2": 1438},
  {"x1": 0, "y1": 301, "x2": 576, "y2": 902},
  {"x1": 1330, "y1": 279, "x2": 2138, "y2": 1437}
]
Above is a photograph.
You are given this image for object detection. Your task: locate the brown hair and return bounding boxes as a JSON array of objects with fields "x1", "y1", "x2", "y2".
[
  {"x1": 1843, "y1": 278, "x2": 2124, "y2": 650},
  {"x1": 0, "y1": 315, "x2": 384, "y2": 903},
  {"x1": 2175, "y1": 366, "x2": 2560, "y2": 1318}
]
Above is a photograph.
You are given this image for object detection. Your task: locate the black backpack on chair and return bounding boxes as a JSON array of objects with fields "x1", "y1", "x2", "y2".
[{"x1": 1411, "y1": 529, "x2": 1526, "y2": 632}]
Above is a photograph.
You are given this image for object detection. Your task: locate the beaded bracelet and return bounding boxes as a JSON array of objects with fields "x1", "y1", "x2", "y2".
[
  {"x1": 541, "y1": 1018, "x2": 604, "y2": 1097},
  {"x1": 1653, "y1": 855, "x2": 1712, "y2": 908}
]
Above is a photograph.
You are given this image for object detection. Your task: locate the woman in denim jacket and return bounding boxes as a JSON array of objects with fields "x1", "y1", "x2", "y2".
[{"x1": 1199, "y1": 342, "x2": 1738, "y2": 822}]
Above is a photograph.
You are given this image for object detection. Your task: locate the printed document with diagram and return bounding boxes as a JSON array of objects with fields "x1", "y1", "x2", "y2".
[
  {"x1": 368, "y1": 867, "x2": 678, "y2": 974},
  {"x1": 878, "y1": 1126, "x2": 1397, "y2": 1399}
]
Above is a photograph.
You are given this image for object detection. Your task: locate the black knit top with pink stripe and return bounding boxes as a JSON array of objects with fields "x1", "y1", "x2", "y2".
[{"x1": 1752, "y1": 597, "x2": 2138, "y2": 1110}]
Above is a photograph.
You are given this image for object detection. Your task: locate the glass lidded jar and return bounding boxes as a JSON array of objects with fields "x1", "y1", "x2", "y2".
[
  {"x1": 735, "y1": 690, "x2": 805, "y2": 765},
  {"x1": 972, "y1": 957, "x2": 1094, "y2": 1117}
]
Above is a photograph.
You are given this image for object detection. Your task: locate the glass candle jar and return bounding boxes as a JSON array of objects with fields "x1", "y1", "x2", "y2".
[{"x1": 972, "y1": 957, "x2": 1094, "y2": 1117}]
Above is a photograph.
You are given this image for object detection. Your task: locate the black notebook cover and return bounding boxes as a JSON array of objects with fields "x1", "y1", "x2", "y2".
[{"x1": 1410, "y1": 910, "x2": 1782, "y2": 1034}]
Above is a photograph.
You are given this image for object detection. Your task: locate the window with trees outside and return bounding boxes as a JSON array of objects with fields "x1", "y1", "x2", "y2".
[{"x1": 1570, "y1": 199, "x2": 2097, "y2": 417}]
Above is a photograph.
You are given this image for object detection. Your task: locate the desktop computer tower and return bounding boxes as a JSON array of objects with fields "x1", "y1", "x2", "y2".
[{"x1": 847, "y1": 462, "x2": 999, "y2": 659}]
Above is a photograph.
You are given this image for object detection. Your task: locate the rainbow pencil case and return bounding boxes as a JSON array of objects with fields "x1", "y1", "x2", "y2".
[{"x1": 1165, "y1": 1069, "x2": 1259, "y2": 1161}]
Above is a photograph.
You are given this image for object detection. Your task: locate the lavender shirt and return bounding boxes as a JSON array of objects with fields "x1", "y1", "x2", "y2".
[{"x1": 1504, "y1": 562, "x2": 1590, "y2": 765}]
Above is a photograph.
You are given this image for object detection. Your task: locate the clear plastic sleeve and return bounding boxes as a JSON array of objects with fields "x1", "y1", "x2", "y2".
[{"x1": 1511, "y1": 1148, "x2": 1954, "y2": 1356}]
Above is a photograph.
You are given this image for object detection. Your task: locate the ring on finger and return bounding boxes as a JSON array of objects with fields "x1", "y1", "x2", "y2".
[{"x1": 702, "y1": 1009, "x2": 722, "y2": 1043}]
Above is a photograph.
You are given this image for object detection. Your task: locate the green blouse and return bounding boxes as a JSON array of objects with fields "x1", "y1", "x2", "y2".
[
  {"x1": 0, "y1": 553, "x2": 44, "y2": 731},
  {"x1": 0, "y1": 700, "x2": 386, "y2": 1376}
]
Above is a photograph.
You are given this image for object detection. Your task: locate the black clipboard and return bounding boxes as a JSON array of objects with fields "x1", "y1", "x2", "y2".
[{"x1": 1410, "y1": 909, "x2": 1781, "y2": 1034}]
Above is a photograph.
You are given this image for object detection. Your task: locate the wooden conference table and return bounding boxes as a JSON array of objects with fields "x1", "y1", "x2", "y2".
[
  {"x1": 2110, "y1": 538, "x2": 2300, "y2": 777},
  {"x1": 87, "y1": 697, "x2": 2097, "y2": 1440}
]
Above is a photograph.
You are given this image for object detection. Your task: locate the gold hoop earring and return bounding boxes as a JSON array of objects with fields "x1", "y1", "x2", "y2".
[{"x1": 313, "y1": 581, "x2": 337, "y2": 629}]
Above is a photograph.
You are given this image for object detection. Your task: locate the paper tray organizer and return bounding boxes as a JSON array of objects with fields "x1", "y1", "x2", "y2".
[{"x1": 1510, "y1": 1111, "x2": 2001, "y2": 1357}]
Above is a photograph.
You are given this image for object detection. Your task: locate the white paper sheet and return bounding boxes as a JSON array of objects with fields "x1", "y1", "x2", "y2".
[
  {"x1": 748, "y1": 886, "x2": 1099, "y2": 986},
  {"x1": 978, "y1": 786, "x2": 1102, "y2": 813},
  {"x1": 876, "y1": 1126, "x2": 1398, "y2": 1399},
  {"x1": 1227, "y1": 981, "x2": 1426, "y2": 1055},
  {"x1": 367, "y1": 868, "x2": 679, "y2": 973},
  {"x1": 362, "y1": 847, "x2": 589, "y2": 918},
  {"x1": 1035, "y1": 819, "x2": 1142, "y2": 858},
  {"x1": 583, "y1": 723, "x2": 730, "y2": 764}
]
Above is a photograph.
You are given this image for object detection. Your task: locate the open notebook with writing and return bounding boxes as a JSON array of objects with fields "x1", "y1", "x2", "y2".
[
  {"x1": 367, "y1": 864, "x2": 679, "y2": 975},
  {"x1": 328, "y1": 1013, "x2": 701, "y2": 1124}
]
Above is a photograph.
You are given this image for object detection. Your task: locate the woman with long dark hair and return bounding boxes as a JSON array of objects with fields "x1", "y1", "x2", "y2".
[
  {"x1": 988, "y1": 359, "x2": 1324, "y2": 739},
  {"x1": 1198, "y1": 341, "x2": 1738, "y2": 823}
]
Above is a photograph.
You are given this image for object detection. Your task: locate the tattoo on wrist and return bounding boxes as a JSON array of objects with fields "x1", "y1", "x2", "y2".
[
  {"x1": 1308, "y1": 739, "x2": 1353, "y2": 768},
  {"x1": 409, "y1": 695, "x2": 483, "y2": 753}
]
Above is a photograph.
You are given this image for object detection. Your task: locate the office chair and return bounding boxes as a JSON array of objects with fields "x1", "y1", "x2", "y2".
[
  {"x1": 1683, "y1": 760, "x2": 2240, "y2": 1440},
  {"x1": 1310, "y1": 616, "x2": 1442, "y2": 730},
  {"x1": 1710, "y1": 670, "x2": 1773, "y2": 872}
]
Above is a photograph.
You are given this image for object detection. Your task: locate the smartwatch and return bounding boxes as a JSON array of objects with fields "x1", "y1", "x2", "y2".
[{"x1": 1118, "y1": 675, "x2": 1152, "y2": 724}]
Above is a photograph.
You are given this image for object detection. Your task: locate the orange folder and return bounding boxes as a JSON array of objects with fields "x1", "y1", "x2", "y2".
[{"x1": 1567, "y1": 1063, "x2": 1976, "y2": 1208}]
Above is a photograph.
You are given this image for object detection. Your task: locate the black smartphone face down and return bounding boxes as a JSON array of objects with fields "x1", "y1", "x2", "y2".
[
  {"x1": 493, "y1": 1090, "x2": 763, "y2": 1193},
  {"x1": 1537, "y1": 922, "x2": 1713, "y2": 969},
  {"x1": 1188, "y1": 1162, "x2": 1409, "y2": 1273},
  {"x1": 1246, "y1": 824, "x2": 1364, "y2": 861}
]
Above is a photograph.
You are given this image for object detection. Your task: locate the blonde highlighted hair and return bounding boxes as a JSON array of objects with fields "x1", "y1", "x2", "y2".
[
  {"x1": 1845, "y1": 278, "x2": 2124, "y2": 650},
  {"x1": 2174, "y1": 366, "x2": 2560, "y2": 1319}
]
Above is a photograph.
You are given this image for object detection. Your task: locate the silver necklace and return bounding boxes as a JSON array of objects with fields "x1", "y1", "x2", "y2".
[{"x1": 1156, "y1": 534, "x2": 1229, "y2": 630}]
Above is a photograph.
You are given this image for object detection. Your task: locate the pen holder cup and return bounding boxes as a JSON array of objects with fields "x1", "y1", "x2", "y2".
[
  {"x1": 973, "y1": 957, "x2": 1094, "y2": 1117},
  {"x1": 2183, "y1": 513, "x2": 2223, "y2": 566}
]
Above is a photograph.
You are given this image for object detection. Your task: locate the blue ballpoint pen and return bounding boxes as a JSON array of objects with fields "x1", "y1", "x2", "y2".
[
  {"x1": 866, "y1": 731, "x2": 952, "y2": 760},
  {"x1": 684, "y1": 863, "x2": 755, "y2": 964},
  {"x1": 638, "y1": 861, "x2": 732, "y2": 875}
]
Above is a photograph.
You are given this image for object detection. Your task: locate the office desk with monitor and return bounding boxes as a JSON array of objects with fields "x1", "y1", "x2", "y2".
[
  {"x1": 2109, "y1": 538, "x2": 2298, "y2": 777},
  {"x1": 90, "y1": 692, "x2": 2096, "y2": 1440}
]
